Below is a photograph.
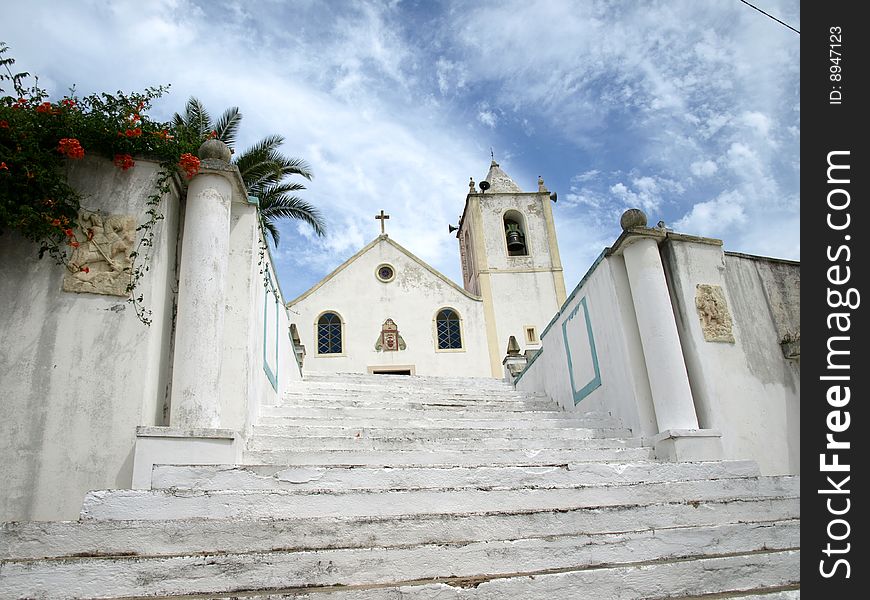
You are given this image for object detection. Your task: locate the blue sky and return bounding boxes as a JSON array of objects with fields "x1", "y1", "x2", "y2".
[{"x1": 4, "y1": 0, "x2": 800, "y2": 301}]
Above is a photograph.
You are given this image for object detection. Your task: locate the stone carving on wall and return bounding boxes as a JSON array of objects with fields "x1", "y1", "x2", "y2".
[
  {"x1": 375, "y1": 318, "x2": 406, "y2": 352},
  {"x1": 62, "y1": 210, "x2": 137, "y2": 297},
  {"x1": 695, "y1": 284, "x2": 735, "y2": 343}
]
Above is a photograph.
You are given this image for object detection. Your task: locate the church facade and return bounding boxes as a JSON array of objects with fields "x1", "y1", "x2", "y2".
[{"x1": 288, "y1": 161, "x2": 566, "y2": 378}]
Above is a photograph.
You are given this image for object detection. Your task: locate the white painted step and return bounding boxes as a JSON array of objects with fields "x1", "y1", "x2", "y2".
[
  {"x1": 277, "y1": 396, "x2": 556, "y2": 411},
  {"x1": 0, "y1": 522, "x2": 798, "y2": 600},
  {"x1": 2, "y1": 496, "x2": 800, "y2": 560},
  {"x1": 303, "y1": 373, "x2": 512, "y2": 387},
  {"x1": 244, "y1": 446, "x2": 655, "y2": 466},
  {"x1": 247, "y1": 434, "x2": 643, "y2": 452},
  {"x1": 150, "y1": 460, "x2": 761, "y2": 492},
  {"x1": 260, "y1": 405, "x2": 603, "y2": 421},
  {"x1": 80, "y1": 476, "x2": 798, "y2": 521},
  {"x1": 256, "y1": 414, "x2": 624, "y2": 430},
  {"x1": 252, "y1": 423, "x2": 634, "y2": 440}
]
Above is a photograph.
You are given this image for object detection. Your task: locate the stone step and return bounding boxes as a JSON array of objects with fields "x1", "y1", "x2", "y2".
[
  {"x1": 150, "y1": 460, "x2": 761, "y2": 492},
  {"x1": 80, "y1": 476, "x2": 798, "y2": 521},
  {"x1": 303, "y1": 373, "x2": 514, "y2": 388},
  {"x1": 252, "y1": 423, "x2": 634, "y2": 440},
  {"x1": 256, "y1": 414, "x2": 624, "y2": 430},
  {"x1": 275, "y1": 396, "x2": 556, "y2": 411},
  {"x1": 1, "y1": 496, "x2": 800, "y2": 561},
  {"x1": 259, "y1": 405, "x2": 593, "y2": 421},
  {"x1": 246, "y1": 434, "x2": 643, "y2": 452},
  {"x1": 244, "y1": 446, "x2": 655, "y2": 466},
  {"x1": 0, "y1": 522, "x2": 799, "y2": 600}
]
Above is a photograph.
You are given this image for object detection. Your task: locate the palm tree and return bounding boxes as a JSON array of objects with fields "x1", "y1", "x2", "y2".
[{"x1": 173, "y1": 97, "x2": 325, "y2": 245}]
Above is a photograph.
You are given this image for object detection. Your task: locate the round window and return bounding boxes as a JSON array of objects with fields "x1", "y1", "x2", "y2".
[{"x1": 376, "y1": 264, "x2": 395, "y2": 282}]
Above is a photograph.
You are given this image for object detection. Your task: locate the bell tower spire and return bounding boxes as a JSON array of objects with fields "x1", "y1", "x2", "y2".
[{"x1": 456, "y1": 160, "x2": 567, "y2": 377}]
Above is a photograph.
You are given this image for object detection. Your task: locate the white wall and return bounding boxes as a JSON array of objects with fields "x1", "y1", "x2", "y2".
[
  {"x1": 516, "y1": 254, "x2": 657, "y2": 437},
  {"x1": 289, "y1": 236, "x2": 491, "y2": 376},
  {"x1": 0, "y1": 157, "x2": 181, "y2": 520},
  {"x1": 661, "y1": 241, "x2": 800, "y2": 474}
]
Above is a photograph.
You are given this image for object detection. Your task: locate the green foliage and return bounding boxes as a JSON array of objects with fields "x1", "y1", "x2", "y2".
[{"x1": 1, "y1": 42, "x2": 201, "y2": 323}]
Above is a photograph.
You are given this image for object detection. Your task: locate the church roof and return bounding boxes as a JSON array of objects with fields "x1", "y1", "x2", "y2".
[
  {"x1": 483, "y1": 160, "x2": 522, "y2": 193},
  {"x1": 286, "y1": 235, "x2": 482, "y2": 306}
]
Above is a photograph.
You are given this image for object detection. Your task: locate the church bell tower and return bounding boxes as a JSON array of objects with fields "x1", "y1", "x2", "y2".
[{"x1": 456, "y1": 160, "x2": 568, "y2": 377}]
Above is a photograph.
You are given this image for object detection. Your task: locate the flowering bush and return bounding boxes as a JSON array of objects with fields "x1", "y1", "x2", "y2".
[{"x1": 1, "y1": 42, "x2": 203, "y2": 322}]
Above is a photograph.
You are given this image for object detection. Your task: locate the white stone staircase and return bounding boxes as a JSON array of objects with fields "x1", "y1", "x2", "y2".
[{"x1": 0, "y1": 372, "x2": 800, "y2": 598}]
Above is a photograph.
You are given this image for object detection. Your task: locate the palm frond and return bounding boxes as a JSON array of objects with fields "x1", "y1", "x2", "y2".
[
  {"x1": 258, "y1": 189, "x2": 326, "y2": 239},
  {"x1": 213, "y1": 106, "x2": 242, "y2": 148}
]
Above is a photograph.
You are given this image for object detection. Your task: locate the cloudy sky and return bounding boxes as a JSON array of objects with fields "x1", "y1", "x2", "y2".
[{"x1": 4, "y1": 0, "x2": 800, "y2": 301}]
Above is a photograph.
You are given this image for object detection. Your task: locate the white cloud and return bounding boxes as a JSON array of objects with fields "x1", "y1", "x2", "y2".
[
  {"x1": 674, "y1": 190, "x2": 748, "y2": 237},
  {"x1": 690, "y1": 160, "x2": 718, "y2": 178}
]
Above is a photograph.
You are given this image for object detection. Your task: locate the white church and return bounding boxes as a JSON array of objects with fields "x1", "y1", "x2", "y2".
[
  {"x1": 288, "y1": 160, "x2": 566, "y2": 379},
  {"x1": 0, "y1": 142, "x2": 801, "y2": 598}
]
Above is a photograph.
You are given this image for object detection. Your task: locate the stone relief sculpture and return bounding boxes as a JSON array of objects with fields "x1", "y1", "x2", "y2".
[
  {"x1": 62, "y1": 210, "x2": 137, "y2": 297},
  {"x1": 375, "y1": 318, "x2": 407, "y2": 352},
  {"x1": 695, "y1": 284, "x2": 735, "y2": 343}
]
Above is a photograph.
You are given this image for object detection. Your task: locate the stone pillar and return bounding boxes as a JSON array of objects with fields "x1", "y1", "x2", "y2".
[
  {"x1": 169, "y1": 140, "x2": 234, "y2": 428},
  {"x1": 613, "y1": 209, "x2": 722, "y2": 462}
]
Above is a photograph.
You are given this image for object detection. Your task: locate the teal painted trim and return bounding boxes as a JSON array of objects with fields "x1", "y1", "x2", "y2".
[
  {"x1": 539, "y1": 250, "x2": 608, "y2": 342},
  {"x1": 262, "y1": 274, "x2": 279, "y2": 392},
  {"x1": 247, "y1": 195, "x2": 260, "y2": 206},
  {"x1": 561, "y1": 296, "x2": 601, "y2": 405},
  {"x1": 513, "y1": 347, "x2": 542, "y2": 385}
]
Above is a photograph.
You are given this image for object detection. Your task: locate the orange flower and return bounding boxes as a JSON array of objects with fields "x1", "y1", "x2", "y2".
[
  {"x1": 124, "y1": 128, "x2": 142, "y2": 138},
  {"x1": 113, "y1": 153, "x2": 135, "y2": 171},
  {"x1": 0, "y1": 162, "x2": 8, "y2": 171},
  {"x1": 36, "y1": 102, "x2": 58, "y2": 114},
  {"x1": 80, "y1": 266, "x2": 89, "y2": 273},
  {"x1": 0, "y1": 120, "x2": 8, "y2": 128},
  {"x1": 57, "y1": 138, "x2": 85, "y2": 159},
  {"x1": 70, "y1": 241, "x2": 80, "y2": 248},
  {"x1": 178, "y1": 152, "x2": 200, "y2": 178},
  {"x1": 64, "y1": 228, "x2": 74, "y2": 237}
]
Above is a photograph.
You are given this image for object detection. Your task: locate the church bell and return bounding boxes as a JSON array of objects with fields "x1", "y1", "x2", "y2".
[{"x1": 505, "y1": 226, "x2": 526, "y2": 253}]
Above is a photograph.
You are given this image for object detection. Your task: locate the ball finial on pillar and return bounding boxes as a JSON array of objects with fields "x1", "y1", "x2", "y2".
[
  {"x1": 198, "y1": 138, "x2": 232, "y2": 163},
  {"x1": 620, "y1": 208, "x2": 648, "y2": 230}
]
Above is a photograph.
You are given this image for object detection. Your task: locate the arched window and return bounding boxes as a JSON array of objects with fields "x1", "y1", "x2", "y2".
[
  {"x1": 436, "y1": 308, "x2": 462, "y2": 349},
  {"x1": 503, "y1": 211, "x2": 528, "y2": 256},
  {"x1": 317, "y1": 312, "x2": 343, "y2": 354}
]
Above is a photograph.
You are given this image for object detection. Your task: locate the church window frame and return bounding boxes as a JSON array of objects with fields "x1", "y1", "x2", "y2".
[
  {"x1": 434, "y1": 307, "x2": 465, "y2": 352},
  {"x1": 315, "y1": 310, "x2": 345, "y2": 356},
  {"x1": 375, "y1": 263, "x2": 396, "y2": 283},
  {"x1": 503, "y1": 209, "x2": 529, "y2": 257}
]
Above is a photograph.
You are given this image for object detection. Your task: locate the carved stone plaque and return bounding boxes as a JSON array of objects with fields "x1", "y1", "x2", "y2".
[
  {"x1": 62, "y1": 210, "x2": 136, "y2": 297},
  {"x1": 375, "y1": 318, "x2": 406, "y2": 352},
  {"x1": 695, "y1": 284, "x2": 735, "y2": 343}
]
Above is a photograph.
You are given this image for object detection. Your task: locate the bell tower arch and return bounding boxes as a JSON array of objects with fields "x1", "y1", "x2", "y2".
[{"x1": 456, "y1": 160, "x2": 567, "y2": 377}]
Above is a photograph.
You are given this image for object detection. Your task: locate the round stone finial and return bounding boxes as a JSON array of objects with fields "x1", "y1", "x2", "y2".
[
  {"x1": 620, "y1": 208, "x2": 648, "y2": 230},
  {"x1": 198, "y1": 138, "x2": 232, "y2": 162}
]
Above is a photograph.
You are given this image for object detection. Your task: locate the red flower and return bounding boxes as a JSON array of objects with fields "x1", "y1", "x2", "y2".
[
  {"x1": 80, "y1": 266, "x2": 89, "y2": 273},
  {"x1": 64, "y1": 228, "x2": 74, "y2": 237},
  {"x1": 0, "y1": 120, "x2": 8, "y2": 128},
  {"x1": 70, "y1": 241, "x2": 80, "y2": 248},
  {"x1": 51, "y1": 218, "x2": 61, "y2": 227},
  {"x1": 57, "y1": 138, "x2": 85, "y2": 160},
  {"x1": 0, "y1": 162, "x2": 8, "y2": 171},
  {"x1": 61, "y1": 98, "x2": 77, "y2": 109},
  {"x1": 36, "y1": 101, "x2": 58, "y2": 114},
  {"x1": 113, "y1": 153, "x2": 135, "y2": 171},
  {"x1": 178, "y1": 152, "x2": 200, "y2": 178},
  {"x1": 124, "y1": 128, "x2": 142, "y2": 138}
]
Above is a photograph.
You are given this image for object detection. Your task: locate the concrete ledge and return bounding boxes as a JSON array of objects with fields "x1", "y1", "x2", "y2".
[
  {"x1": 649, "y1": 429, "x2": 723, "y2": 463},
  {"x1": 132, "y1": 427, "x2": 240, "y2": 490}
]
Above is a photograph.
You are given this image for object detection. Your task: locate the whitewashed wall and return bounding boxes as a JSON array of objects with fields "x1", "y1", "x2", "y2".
[
  {"x1": 0, "y1": 157, "x2": 181, "y2": 520},
  {"x1": 221, "y1": 201, "x2": 301, "y2": 437},
  {"x1": 661, "y1": 242, "x2": 800, "y2": 475},
  {"x1": 515, "y1": 253, "x2": 658, "y2": 437},
  {"x1": 289, "y1": 236, "x2": 491, "y2": 376}
]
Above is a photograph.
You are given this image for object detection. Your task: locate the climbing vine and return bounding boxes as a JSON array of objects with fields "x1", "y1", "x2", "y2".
[{"x1": 0, "y1": 42, "x2": 202, "y2": 324}]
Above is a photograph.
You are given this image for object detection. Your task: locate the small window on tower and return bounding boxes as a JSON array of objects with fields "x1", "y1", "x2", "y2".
[{"x1": 525, "y1": 326, "x2": 539, "y2": 344}]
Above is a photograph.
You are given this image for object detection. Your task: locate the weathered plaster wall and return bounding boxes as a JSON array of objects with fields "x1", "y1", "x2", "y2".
[
  {"x1": 289, "y1": 237, "x2": 490, "y2": 376},
  {"x1": 662, "y1": 241, "x2": 800, "y2": 474},
  {"x1": 516, "y1": 255, "x2": 658, "y2": 438},
  {"x1": 221, "y1": 202, "x2": 301, "y2": 438},
  {"x1": 0, "y1": 157, "x2": 181, "y2": 520}
]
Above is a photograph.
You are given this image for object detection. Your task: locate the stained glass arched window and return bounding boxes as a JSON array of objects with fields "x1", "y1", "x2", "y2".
[
  {"x1": 317, "y1": 312, "x2": 343, "y2": 354},
  {"x1": 436, "y1": 308, "x2": 462, "y2": 350}
]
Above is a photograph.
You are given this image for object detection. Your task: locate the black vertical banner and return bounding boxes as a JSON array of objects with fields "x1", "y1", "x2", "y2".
[{"x1": 803, "y1": 2, "x2": 866, "y2": 596}]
